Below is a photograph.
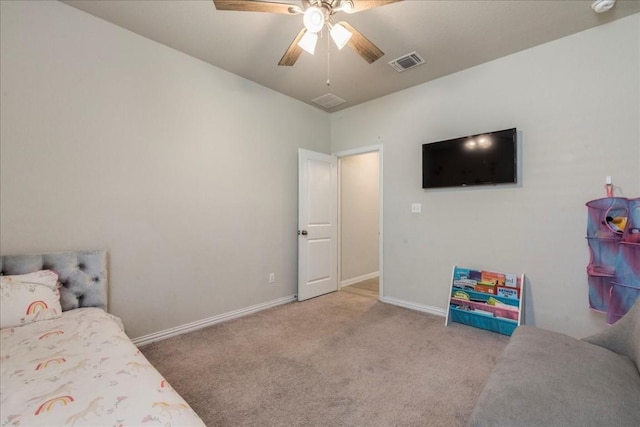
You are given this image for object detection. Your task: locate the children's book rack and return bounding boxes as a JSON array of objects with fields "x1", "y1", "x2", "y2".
[{"x1": 445, "y1": 266, "x2": 524, "y2": 336}]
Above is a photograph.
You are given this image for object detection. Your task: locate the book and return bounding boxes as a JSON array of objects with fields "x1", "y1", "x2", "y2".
[
  {"x1": 481, "y1": 270, "x2": 506, "y2": 286},
  {"x1": 453, "y1": 267, "x2": 471, "y2": 280},
  {"x1": 453, "y1": 279, "x2": 477, "y2": 290},
  {"x1": 474, "y1": 283, "x2": 496, "y2": 295},
  {"x1": 452, "y1": 290, "x2": 470, "y2": 300},
  {"x1": 504, "y1": 273, "x2": 518, "y2": 288},
  {"x1": 496, "y1": 285, "x2": 520, "y2": 300}
]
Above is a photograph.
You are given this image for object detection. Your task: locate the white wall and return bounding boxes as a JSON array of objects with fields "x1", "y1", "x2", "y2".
[
  {"x1": 331, "y1": 14, "x2": 640, "y2": 338},
  {"x1": 0, "y1": 1, "x2": 330, "y2": 339},
  {"x1": 340, "y1": 152, "x2": 379, "y2": 282}
]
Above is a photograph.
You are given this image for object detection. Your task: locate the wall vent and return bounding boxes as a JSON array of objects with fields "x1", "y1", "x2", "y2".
[
  {"x1": 388, "y1": 51, "x2": 425, "y2": 72},
  {"x1": 311, "y1": 93, "x2": 347, "y2": 109}
]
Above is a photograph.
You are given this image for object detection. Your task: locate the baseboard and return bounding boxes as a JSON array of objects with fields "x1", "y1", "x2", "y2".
[
  {"x1": 131, "y1": 295, "x2": 296, "y2": 347},
  {"x1": 131, "y1": 293, "x2": 443, "y2": 347},
  {"x1": 382, "y1": 296, "x2": 447, "y2": 317},
  {"x1": 340, "y1": 271, "x2": 379, "y2": 287}
]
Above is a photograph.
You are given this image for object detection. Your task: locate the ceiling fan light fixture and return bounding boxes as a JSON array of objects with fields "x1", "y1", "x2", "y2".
[
  {"x1": 303, "y1": 6, "x2": 325, "y2": 33},
  {"x1": 335, "y1": 0, "x2": 354, "y2": 13},
  {"x1": 298, "y1": 31, "x2": 318, "y2": 55},
  {"x1": 591, "y1": 0, "x2": 616, "y2": 13},
  {"x1": 329, "y1": 23, "x2": 352, "y2": 50}
]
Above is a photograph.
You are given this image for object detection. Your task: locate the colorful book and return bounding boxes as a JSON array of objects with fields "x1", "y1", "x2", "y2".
[
  {"x1": 474, "y1": 283, "x2": 496, "y2": 295},
  {"x1": 481, "y1": 270, "x2": 506, "y2": 286},
  {"x1": 453, "y1": 267, "x2": 471, "y2": 280},
  {"x1": 504, "y1": 273, "x2": 518, "y2": 288},
  {"x1": 453, "y1": 279, "x2": 477, "y2": 289},
  {"x1": 496, "y1": 286, "x2": 520, "y2": 300},
  {"x1": 469, "y1": 270, "x2": 482, "y2": 281}
]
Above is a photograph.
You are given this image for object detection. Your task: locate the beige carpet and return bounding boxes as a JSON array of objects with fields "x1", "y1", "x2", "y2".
[{"x1": 141, "y1": 291, "x2": 509, "y2": 426}]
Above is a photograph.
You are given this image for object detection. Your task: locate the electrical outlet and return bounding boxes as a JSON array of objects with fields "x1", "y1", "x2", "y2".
[
  {"x1": 269, "y1": 273, "x2": 275, "y2": 283},
  {"x1": 411, "y1": 203, "x2": 421, "y2": 213}
]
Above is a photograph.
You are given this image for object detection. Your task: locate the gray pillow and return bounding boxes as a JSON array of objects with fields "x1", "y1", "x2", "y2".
[{"x1": 582, "y1": 298, "x2": 640, "y2": 371}]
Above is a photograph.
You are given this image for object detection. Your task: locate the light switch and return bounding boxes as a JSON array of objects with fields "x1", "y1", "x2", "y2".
[{"x1": 411, "y1": 203, "x2": 421, "y2": 213}]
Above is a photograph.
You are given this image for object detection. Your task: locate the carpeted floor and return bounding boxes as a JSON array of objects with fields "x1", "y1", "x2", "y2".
[{"x1": 141, "y1": 291, "x2": 509, "y2": 426}]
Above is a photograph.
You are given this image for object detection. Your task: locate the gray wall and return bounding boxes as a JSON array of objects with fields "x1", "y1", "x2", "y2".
[
  {"x1": 331, "y1": 14, "x2": 640, "y2": 338},
  {"x1": 0, "y1": 1, "x2": 330, "y2": 339},
  {"x1": 2, "y1": 1, "x2": 638, "y2": 340},
  {"x1": 340, "y1": 152, "x2": 379, "y2": 283}
]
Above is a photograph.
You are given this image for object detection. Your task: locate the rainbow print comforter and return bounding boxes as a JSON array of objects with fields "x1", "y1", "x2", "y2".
[{"x1": 0, "y1": 308, "x2": 205, "y2": 426}]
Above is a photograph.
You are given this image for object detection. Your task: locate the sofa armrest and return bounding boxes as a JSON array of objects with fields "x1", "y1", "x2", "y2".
[
  {"x1": 470, "y1": 325, "x2": 640, "y2": 426},
  {"x1": 582, "y1": 298, "x2": 640, "y2": 371}
]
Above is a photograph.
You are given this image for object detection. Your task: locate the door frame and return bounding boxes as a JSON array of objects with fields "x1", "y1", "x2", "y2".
[{"x1": 334, "y1": 144, "x2": 383, "y2": 300}]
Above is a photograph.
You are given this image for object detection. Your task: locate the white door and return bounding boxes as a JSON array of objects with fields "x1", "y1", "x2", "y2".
[{"x1": 298, "y1": 149, "x2": 338, "y2": 301}]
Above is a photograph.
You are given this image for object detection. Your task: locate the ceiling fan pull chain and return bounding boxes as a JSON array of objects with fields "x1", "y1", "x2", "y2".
[{"x1": 327, "y1": 31, "x2": 330, "y2": 86}]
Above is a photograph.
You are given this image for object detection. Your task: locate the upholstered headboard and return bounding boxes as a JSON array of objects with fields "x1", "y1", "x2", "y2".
[{"x1": 0, "y1": 250, "x2": 108, "y2": 311}]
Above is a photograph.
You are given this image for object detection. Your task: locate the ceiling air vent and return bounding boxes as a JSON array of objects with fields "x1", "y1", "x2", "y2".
[
  {"x1": 388, "y1": 51, "x2": 425, "y2": 72},
  {"x1": 311, "y1": 93, "x2": 347, "y2": 109}
]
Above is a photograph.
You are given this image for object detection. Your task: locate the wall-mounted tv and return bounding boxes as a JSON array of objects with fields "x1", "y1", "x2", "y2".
[{"x1": 422, "y1": 128, "x2": 517, "y2": 189}]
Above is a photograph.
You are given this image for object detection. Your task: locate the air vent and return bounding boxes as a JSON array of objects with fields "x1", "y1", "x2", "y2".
[
  {"x1": 388, "y1": 51, "x2": 425, "y2": 72},
  {"x1": 311, "y1": 93, "x2": 347, "y2": 109}
]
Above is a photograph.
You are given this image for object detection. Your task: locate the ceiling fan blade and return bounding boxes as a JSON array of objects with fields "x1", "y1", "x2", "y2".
[
  {"x1": 213, "y1": 0, "x2": 301, "y2": 15},
  {"x1": 338, "y1": 21, "x2": 384, "y2": 64},
  {"x1": 344, "y1": 0, "x2": 402, "y2": 14},
  {"x1": 278, "y1": 28, "x2": 306, "y2": 66}
]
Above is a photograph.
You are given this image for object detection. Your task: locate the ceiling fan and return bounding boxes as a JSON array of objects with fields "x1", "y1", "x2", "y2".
[{"x1": 212, "y1": 0, "x2": 402, "y2": 66}]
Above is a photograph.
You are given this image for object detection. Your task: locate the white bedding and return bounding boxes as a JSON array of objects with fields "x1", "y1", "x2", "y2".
[{"x1": 0, "y1": 308, "x2": 205, "y2": 426}]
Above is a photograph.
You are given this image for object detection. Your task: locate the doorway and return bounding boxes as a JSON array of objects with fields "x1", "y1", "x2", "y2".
[{"x1": 337, "y1": 147, "x2": 382, "y2": 300}]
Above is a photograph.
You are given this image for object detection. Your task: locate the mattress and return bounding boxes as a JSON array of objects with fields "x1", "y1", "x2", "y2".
[{"x1": 0, "y1": 307, "x2": 205, "y2": 426}]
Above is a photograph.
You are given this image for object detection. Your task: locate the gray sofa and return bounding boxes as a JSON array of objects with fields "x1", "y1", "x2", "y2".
[{"x1": 470, "y1": 299, "x2": 640, "y2": 426}]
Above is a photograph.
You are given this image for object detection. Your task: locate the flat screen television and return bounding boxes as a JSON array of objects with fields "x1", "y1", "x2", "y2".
[{"x1": 422, "y1": 128, "x2": 517, "y2": 189}]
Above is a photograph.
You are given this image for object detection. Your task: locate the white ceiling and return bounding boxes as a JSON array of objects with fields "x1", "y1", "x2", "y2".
[{"x1": 62, "y1": 0, "x2": 640, "y2": 112}]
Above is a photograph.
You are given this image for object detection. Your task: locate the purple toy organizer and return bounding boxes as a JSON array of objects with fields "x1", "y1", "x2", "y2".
[{"x1": 586, "y1": 197, "x2": 640, "y2": 324}]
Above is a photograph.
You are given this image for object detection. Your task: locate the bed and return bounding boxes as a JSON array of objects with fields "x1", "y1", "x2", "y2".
[{"x1": 0, "y1": 250, "x2": 205, "y2": 426}]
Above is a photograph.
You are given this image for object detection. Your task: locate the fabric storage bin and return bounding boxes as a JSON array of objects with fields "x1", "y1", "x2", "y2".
[
  {"x1": 608, "y1": 241, "x2": 640, "y2": 323},
  {"x1": 586, "y1": 197, "x2": 628, "y2": 238},
  {"x1": 586, "y1": 237, "x2": 621, "y2": 275},
  {"x1": 607, "y1": 282, "x2": 640, "y2": 324},
  {"x1": 586, "y1": 197, "x2": 638, "y2": 323},
  {"x1": 621, "y1": 198, "x2": 640, "y2": 244},
  {"x1": 587, "y1": 275, "x2": 613, "y2": 312},
  {"x1": 449, "y1": 306, "x2": 518, "y2": 336},
  {"x1": 614, "y1": 242, "x2": 640, "y2": 283}
]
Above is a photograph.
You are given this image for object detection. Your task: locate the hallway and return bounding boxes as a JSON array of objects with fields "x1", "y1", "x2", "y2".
[{"x1": 340, "y1": 277, "x2": 379, "y2": 299}]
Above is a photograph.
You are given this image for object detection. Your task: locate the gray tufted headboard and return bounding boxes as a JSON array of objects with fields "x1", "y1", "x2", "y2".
[{"x1": 0, "y1": 250, "x2": 108, "y2": 312}]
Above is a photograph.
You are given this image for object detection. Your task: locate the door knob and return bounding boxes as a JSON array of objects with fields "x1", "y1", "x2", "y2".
[{"x1": 298, "y1": 230, "x2": 308, "y2": 236}]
